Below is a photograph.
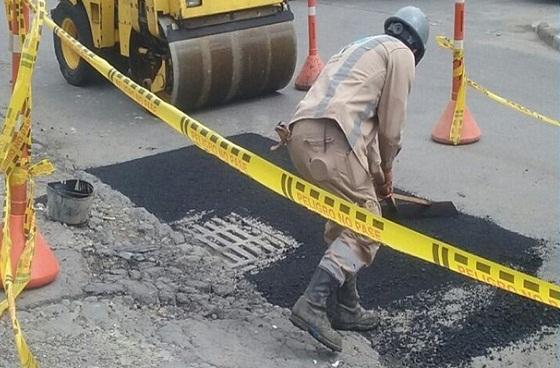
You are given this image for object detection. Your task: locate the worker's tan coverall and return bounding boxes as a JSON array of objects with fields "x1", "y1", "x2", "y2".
[{"x1": 287, "y1": 35, "x2": 415, "y2": 284}]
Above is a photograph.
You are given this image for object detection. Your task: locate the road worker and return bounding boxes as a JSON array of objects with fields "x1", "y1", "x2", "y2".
[{"x1": 277, "y1": 6, "x2": 430, "y2": 351}]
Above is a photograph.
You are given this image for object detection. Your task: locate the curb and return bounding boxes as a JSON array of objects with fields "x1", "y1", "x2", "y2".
[{"x1": 533, "y1": 21, "x2": 560, "y2": 52}]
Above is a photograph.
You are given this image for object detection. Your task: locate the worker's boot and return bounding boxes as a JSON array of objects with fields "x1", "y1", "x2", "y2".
[
  {"x1": 330, "y1": 274, "x2": 379, "y2": 331},
  {"x1": 290, "y1": 267, "x2": 343, "y2": 352}
]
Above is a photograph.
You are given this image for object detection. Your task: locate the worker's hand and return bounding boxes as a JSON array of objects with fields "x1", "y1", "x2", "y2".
[{"x1": 376, "y1": 169, "x2": 393, "y2": 200}]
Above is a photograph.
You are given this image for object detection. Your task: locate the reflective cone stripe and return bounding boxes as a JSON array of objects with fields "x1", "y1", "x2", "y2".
[
  {"x1": 307, "y1": 0, "x2": 318, "y2": 56},
  {"x1": 294, "y1": 0, "x2": 324, "y2": 90},
  {"x1": 451, "y1": 0, "x2": 465, "y2": 101}
]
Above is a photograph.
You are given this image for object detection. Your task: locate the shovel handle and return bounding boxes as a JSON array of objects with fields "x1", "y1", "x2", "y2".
[{"x1": 393, "y1": 193, "x2": 432, "y2": 206}]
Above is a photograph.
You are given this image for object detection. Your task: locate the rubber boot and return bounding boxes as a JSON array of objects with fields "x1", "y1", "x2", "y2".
[
  {"x1": 290, "y1": 267, "x2": 343, "y2": 352},
  {"x1": 330, "y1": 274, "x2": 379, "y2": 331}
]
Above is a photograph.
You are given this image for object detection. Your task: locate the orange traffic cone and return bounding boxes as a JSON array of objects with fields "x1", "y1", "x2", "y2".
[
  {"x1": 294, "y1": 0, "x2": 324, "y2": 90},
  {"x1": 431, "y1": 0, "x2": 481, "y2": 145},
  {"x1": 0, "y1": 174, "x2": 59, "y2": 289},
  {"x1": 0, "y1": 2, "x2": 59, "y2": 289},
  {"x1": 432, "y1": 101, "x2": 481, "y2": 145}
]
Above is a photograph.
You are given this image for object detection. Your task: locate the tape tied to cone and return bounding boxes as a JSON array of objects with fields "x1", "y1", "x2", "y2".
[
  {"x1": 436, "y1": 36, "x2": 560, "y2": 128},
  {"x1": 0, "y1": 1, "x2": 54, "y2": 367}
]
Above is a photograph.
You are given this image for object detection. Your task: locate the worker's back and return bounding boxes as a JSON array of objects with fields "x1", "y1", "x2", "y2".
[{"x1": 290, "y1": 35, "x2": 415, "y2": 171}]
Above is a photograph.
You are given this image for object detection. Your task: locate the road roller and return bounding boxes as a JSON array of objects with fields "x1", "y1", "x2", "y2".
[{"x1": 52, "y1": 0, "x2": 297, "y2": 110}]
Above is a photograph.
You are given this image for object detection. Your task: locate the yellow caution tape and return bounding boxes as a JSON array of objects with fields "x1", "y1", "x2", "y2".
[
  {"x1": 40, "y1": 3, "x2": 560, "y2": 311},
  {"x1": 450, "y1": 48, "x2": 466, "y2": 145},
  {"x1": 0, "y1": 179, "x2": 38, "y2": 368},
  {"x1": 437, "y1": 36, "x2": 560, "y2": 128},
  {"x1": 0, "y1": 0, "x2": 51, "y2": 367}
]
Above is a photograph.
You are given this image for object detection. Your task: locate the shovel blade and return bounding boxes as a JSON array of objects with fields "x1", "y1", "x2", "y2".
[{"x1": 381, "y1": 200, "x2": 458, "y2": 220}]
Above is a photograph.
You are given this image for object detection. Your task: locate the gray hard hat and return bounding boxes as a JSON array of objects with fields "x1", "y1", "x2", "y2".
[{"x1": 384, "y1": 6, "x2": 429, "y2": 64}]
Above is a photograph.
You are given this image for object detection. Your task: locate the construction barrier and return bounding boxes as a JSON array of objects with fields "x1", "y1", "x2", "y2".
[
  {"x1": 30, "y1": 0, "x2": 560, "y2": 311},
  {"x1": 437, "y1": 36, "x2": 560, "y2": 128},
  {"x1": 294, "y1": 0, "x2": 324, "y2": 90},
  {"x1": 1, "y1": 1, "x2": 558, "y2": 366},
  {"x1": 0, "y1": 1, "x2": 55, "y2": 366},
  {"x1": 432, "y1": 0, "x2": 481, "y2": 145}
]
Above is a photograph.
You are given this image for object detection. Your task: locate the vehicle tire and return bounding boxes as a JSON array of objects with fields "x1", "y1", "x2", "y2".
[{"x1": 52, "y1": 0, "x2": 96, "y2": 86}]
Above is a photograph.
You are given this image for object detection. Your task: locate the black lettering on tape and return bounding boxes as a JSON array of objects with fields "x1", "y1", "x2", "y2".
[
  {"x1": 476, "y1": 262, "x2": 491, "y2": 274},
  {"x1": 210, "y1": 135, "x2": 218, "y2": 143},
  {"x1": 340, "y1": 204, "x2": 350, "y2": 215},
  {"x1": 147, "y1": 94, "x2": 153, "y2": 101},
  {"x1": 324, "y1": 196, "x2": 334, "y2": 207},
  {"x1": 295, "y1": 182, "x2": 305, "y2": 192},
  {"x1": 154, "y1": 99, "x2": 161, "y2": 106},
  {"x1": 355, "y1": 211, "x2": 366, "y2": 223},
  {"x1": 200, "y1": 129, "x2": 208, "y2": 137},
  {"x1": 180, "y1": 117, "x2": 188, "y2": 135},
  {"x1": 242, "y1": 153, "x2": 251, "y2": 163},
  {"x1": 281, "y1": 174, "x2": 288, "y2": 197},
  {"x1": 432, "y1": 243, "x2": 440, "y2": 265},
  {"x1": 524, "y1": 280, "x2": 540, "y2": 293},
  {"x1": 310, "y1": 189, "x2": 320, "y2": 200},
  {"x1": 220, "y1": 141, "x2": 228, "y2": 150},
  {"x1": 286, "y1": 177, "x2": 294, "y2": 200},
  {"x1": 550, "y1": 289, "x2": 560, "y2": 301},
  {"x1": 455, "y1": 253, "x2": 468, "y2": 265},
  {"x1": 131, "y1": 84, "x2": 137, "y2": 90},
  {"x1": 499, "y1": 271, "x2": 515, "y2": 283},
  {"x1": 372, "y1": 218, "x2": 384, "y2": 230},
  {"x1": 442, "y1": 247, "x2": 449, "y2": 268},
  {"x1": 231, "y1": 147, "x2": 239, "y2": 156},
  {"x1": 190, "y1": 122, "x2": 199, "y2": 131}
]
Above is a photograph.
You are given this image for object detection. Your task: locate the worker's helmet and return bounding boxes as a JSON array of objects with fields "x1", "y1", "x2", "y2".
[{"x1": 384, "y1": 6, "x2": 429, "y2": 65}]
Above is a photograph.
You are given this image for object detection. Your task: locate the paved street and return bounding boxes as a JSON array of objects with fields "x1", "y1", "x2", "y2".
[{"x1": 0, "y1": 1, "x2": 559, "y2": 367}]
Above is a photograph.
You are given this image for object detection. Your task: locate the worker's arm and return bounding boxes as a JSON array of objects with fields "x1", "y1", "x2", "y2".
[
  {"x1": 376, "y1": 48, "x2": 415, "y2": 172},
  {"x1": 365, "y1": 133, "x2": 393, "y2": 199}
]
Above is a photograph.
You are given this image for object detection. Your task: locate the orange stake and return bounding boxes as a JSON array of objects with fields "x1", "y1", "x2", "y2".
[
  {"x1": 1, "y1": 1, "x2": 59, "y2": 289},
  {"x1": 294, "y1": 0, "x2": 324, "y2": 91},
  {"x1": 431, "y1": 0, "x2": 481, "y2": 145}
]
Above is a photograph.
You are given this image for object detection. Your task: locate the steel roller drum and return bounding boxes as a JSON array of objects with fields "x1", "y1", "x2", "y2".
[{"x1": 168, "y1": 21, "x2": 296, "y2": 111}]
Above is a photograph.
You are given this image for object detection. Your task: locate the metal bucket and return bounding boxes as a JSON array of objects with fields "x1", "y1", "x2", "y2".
[{"x1": 47, "y1": 179, "x2": 94, "y2": 225}]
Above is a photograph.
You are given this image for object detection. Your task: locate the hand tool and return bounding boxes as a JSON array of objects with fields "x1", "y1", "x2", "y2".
[{"x1": 382, "y1": 192, "x2": 458, "y2": 220}]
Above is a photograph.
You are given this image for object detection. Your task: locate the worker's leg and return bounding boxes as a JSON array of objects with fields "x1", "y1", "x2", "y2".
[
  {"x1": 286, "y1": 119, "x2": 381, "y2": 350},
  {"x1": 288, "y1": 118, "x2": 382, "y2": 281},
  {"x1": 286, "y1": 118, "x2": 345, "y2": 351},
  {"x1": 303, "y1": 127, "x2": 381, "y2": 332}
]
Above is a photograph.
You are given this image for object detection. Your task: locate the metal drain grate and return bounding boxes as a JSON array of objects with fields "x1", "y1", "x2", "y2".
[{"x1": 174, "y1": 213, "x2": 299, "y2": 270}]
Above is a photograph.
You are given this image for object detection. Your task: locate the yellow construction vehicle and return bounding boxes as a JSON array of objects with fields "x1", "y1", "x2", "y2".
[{"x1": 52, "y1": 0, "x2": 297, "y2": 110}]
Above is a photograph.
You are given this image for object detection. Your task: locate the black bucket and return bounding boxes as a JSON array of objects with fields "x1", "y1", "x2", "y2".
[{"x1": 47, "y1": 179, "x2": 94, "y2": 225}]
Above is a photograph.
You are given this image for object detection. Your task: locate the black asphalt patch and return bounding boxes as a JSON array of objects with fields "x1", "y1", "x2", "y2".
[{"x1": 87, "y1": 133, "x2": 560, "y2": 367}]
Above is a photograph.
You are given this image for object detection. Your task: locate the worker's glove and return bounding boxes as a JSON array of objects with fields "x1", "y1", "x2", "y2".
[
  {"x1": 376, "y1": 168, "x2": 393, "y2": 200},
  {"x1": 270, "y1": 121, "x2": 291, "y2": 151}
]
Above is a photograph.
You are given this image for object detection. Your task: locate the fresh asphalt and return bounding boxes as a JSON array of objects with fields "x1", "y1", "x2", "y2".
[{"x1": 88, "y1": 133, "x2": 560, "y2": 367}]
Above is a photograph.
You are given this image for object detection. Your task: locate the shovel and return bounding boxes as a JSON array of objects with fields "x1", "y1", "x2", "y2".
[{"x1": 382, "y1": 192, "x2": 458, "y2": 220}]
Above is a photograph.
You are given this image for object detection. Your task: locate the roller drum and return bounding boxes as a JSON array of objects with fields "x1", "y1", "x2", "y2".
[{"x1": 169, "y1": 22, "x2": 296, "y2": 111}]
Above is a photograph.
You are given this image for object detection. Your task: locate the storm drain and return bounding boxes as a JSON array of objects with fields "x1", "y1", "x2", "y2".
[{"x1": 173, "y1": 212, "x2": 299, "y2": 270}]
